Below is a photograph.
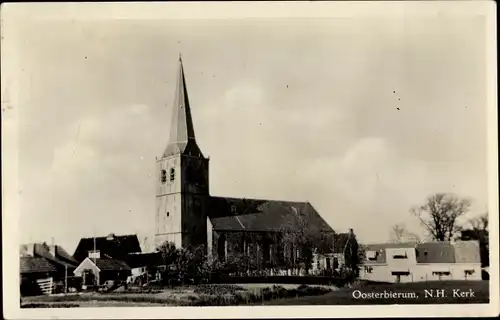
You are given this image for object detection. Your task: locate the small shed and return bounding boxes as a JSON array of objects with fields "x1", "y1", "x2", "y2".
[
  {"x1": 74, "y1": 257, "x2": 131, "y2": 285},
  {"x1": 20, "y1": 257, "x2": 58, "y2": 295}
]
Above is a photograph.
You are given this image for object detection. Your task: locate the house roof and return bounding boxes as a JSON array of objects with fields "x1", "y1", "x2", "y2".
[
  {"x1": 208, "y1": 197, "x2": 334, "y2": 234},
  {"x1": 125, "y1": 253, "x2": 163, "y2": 268},
  {"x1": 362, "y1": 243, "x2": 418, "y2": 264},
  {"x1": 361, "y1": 241, "x2": 479, "y2": 264},
  {"x1": 51, "y1": 245, "x2": 78, "y2": 264},
  {"x1": 453, "y1": 240, "x2": 481, "y2": 263},
  {"x1": 93, "y1": 258, "x2": 131, "y2": 271},
  {"x1": 20, "y1": 257, "x2": 57, "y2": 274},
  {"x1": 73, "y1": 234, "x2": 141, "y2": 262},
  {"x1": 416, "y1": 242, "x2": 456, "y2": 264},
  {"x1": 363, "y1": 243, "x2": 418, "y2": 250},
  {"x1": 20, "y1": 243, "x2": 77, "y2": 269}
]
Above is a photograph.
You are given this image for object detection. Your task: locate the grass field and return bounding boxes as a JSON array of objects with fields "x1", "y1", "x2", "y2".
[
  {"x1": 263, "y1": 280, "x2": 489, "y2": 305},
  {"x1": 21, "y1": 281, "x2": 489, "y2": 307},
  {"x1": 21, "y1": 283, "x2": 332, "y2": 308}
]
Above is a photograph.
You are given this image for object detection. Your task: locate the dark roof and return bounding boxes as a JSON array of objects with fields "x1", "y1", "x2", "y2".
[
  {"x1": 94, "y1": 259, "x2": 131, "y2": 271},
  {"x1": 73, "y1": 234, "x2": 141, "y2": 262},
  {"x1": 208, "y1": 197, "x2": 334, "y2": 233},
  {"x1": 362, "y1": 243, "x2": 418, "y2": 264},
  {"x1": 363, "y1": 243, "x2": 418, "y2": 250},
  {"x1": 416, "y1": 242, "x2": 456, "y2": 264},
  {"x1": 52, "y1": 245, "x2": 78, "y2": 265},
  {"x1": 20, "y1": 257, "x2": 57, "y2": 274},
  {"x1": 125, "y1": 253, "x2": 163, "y2": 268},
  {"x1": 454, "y1": 241, "x2": 481, "y2": 263},
  {"x1": 20, "y1": 243, "x2": 77, "y2": 269}
]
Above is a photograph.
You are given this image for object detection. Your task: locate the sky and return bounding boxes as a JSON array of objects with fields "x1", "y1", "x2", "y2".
[{"x1": 4, "y1": 10, "x2": 490, "y2": 254}]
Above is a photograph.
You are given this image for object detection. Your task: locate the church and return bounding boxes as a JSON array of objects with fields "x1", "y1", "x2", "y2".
[{"x1": 154, "y1": 57, "x2": 358, "y2": 272}]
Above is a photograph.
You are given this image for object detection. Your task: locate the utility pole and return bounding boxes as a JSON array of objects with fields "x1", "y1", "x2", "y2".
[{"x1": 64, "y1": 265, "x2": 68, "y2": 294}]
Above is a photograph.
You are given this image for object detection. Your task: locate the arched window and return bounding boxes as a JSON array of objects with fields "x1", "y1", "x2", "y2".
[
  {"x1": 170, "y1": 168, "x2": 175, "y2": 181},
  {"x1": 160, "y1": 170, "x2": 167, "y2": 183}
]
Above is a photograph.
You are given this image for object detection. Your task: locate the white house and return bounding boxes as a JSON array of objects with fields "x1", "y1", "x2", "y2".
[
  {"x1": 73, "y1": 257, "x2": 131, "y2": 286},
  {"x1": 360, "y1": 240, "x2": 482, "y2": 283}
]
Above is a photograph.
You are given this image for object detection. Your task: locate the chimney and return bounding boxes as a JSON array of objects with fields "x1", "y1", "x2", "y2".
[
  {"x1": 20, "y1": 244, "x2": 30, "y2": 257},
  {"x1": 49, "y1": 245, "x2": 57, "y2": 258},
  {"x1": 106, "y1": 233, "x2": 115, "y2": 241},
  {"x1": 349, "y1": 228, "x2": 354, "y2": 234},
  {"x1": 24, "y1": 243, "x2": 35, "y2": 257}
]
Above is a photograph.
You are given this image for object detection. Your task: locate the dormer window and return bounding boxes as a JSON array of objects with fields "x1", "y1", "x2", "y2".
[
  {"x1": 170, "y1": 168, "x2": 175, "y2": 181},
  {"x1": 231, "y1": 205, "x2": 237, "y2": 213},
  {"x1": 366, "y1": 251, "x2": 378, "y2": 261},
  {"x1": 161, "y1": 170, "x2": 167, "y2": 183}
]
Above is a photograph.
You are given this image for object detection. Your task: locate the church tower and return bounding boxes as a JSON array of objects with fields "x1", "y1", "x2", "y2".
[{"x1": 155, "y1": 56, "x2": 209, "y2": 251}]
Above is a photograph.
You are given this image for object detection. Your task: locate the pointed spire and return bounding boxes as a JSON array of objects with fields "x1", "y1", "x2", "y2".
[{"x1": 163, "y1": 56, "x2": 203, "y2": 158}]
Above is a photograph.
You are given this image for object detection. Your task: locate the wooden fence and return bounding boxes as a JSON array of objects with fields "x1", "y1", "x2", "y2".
[{"x1": 35, "y1": 277, "x2": 54, "y2": 295}]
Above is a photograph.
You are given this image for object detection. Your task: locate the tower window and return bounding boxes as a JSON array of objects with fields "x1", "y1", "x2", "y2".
[
  {"x1": 161, "y1": 170, "x2": 167, "y2": 183},
  {"x1": 170, "y1": 168, "x2": 175, "y2": 181},
  {"x1": 166, "y1": 212, "x2": 170, "y2": 217}
]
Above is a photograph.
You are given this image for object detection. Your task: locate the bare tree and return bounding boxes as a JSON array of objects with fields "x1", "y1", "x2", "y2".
[
  {"x1": 390, "y1": 224, "x2": 406, "y2": 243},
  {"x1": 390, "y1": 223, "x2": 422, "y2": 243},
  {"x1": 468, "y1": 213, "x2": 489, "y2": 232},
  {"x1": 411, "y1": 193, "x2": 471, "y2": 242}
]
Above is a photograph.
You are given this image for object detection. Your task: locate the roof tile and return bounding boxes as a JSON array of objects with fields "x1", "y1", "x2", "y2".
[
  {"x1": 208, "y1": 197, "x2": 334, "y2": 233},
  {"x1": 20, "y1": 257, "x2": 57, "y2": 274}
]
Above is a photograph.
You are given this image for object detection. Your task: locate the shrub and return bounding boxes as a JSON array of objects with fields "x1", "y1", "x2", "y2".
[{"x1": 193, "y1": 284, "x2": 245, "y2": 295}]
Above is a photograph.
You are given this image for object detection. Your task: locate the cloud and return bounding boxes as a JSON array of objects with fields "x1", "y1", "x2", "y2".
[{"x1": 19, "y1": 103, "x2": 160, "y2": 251}]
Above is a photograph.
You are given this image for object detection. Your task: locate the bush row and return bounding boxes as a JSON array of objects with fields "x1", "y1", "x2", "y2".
[{"x1": 186, "y1": 284, "x2": 332, "y2": 306}]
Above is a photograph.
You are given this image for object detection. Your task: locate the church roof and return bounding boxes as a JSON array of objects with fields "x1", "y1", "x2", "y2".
[
  {"x1": 163, "y1": 55, "x2": 203, "y2": 158},
  {"x1": 208, "y1": 197, "x2": 334, "y2": 234}
]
